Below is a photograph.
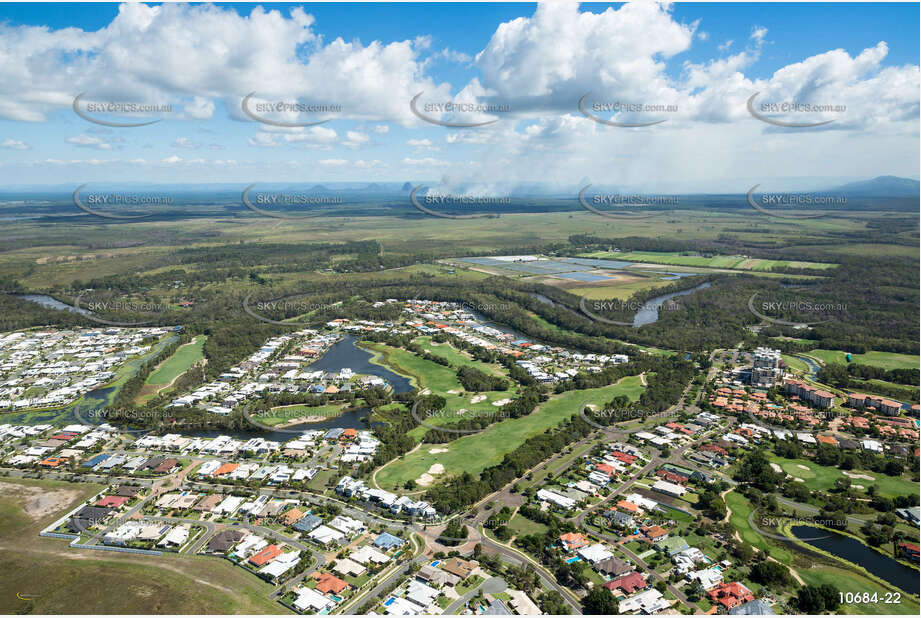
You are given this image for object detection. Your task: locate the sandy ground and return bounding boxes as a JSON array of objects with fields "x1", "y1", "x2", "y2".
[
  {"x1": 416, "y1": 463, "x2": 445, "y2": 487},
  {"x1": 470, "y1": 394, "x2": 486, "y2": 404},
  {"x1": 492, "y1": 398, "x2": 512, "y2": 406},
  {"x1": 0, "y1": 481, "x2": 86, "y2": 521},
  {"x1": 842, "y1": 471, "x2": 875, "y2": 480}
]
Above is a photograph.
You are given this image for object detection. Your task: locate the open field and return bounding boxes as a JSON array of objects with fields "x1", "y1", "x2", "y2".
[
  {"x1": 580, "y1": 250, "x2": 837, "y2": 271},
  {"x1": 807, "y1": 349, "x2": 920, "y2": 371},
  {"x1": 374, "y1": 375, "x2": 645, "y2": 490},
  {"x1": 0, "y1": 208, "x2": 877, "y2": 289},
  {"x1": 782, "y1": 354, "x2": 811, "y2": 373},
  {"x1": 767, "y1": 454, "x2": 917, "y2": 498},
  {"x1": 0, "y1": 477, "x2": 284, "y2": 614}
]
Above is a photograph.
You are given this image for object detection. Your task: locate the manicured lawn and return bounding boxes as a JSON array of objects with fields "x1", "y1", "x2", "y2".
[
  {"x1": 808, "y1": 349, "x2": 920, "y2": 371},
  {"x1": 361, "y1": 341, "x2": 465, "y2": 393},
  {"x1": 414, "y1": 336, "x2": 505, "y2": 377},
  {"x1": 258, "y1": 403, "x2": 345, "y2": 426},
  {"x1": 506, "y1": 513, "x2": 549, "y2": 537},
  {"x1": 781, "y1": 354, "x2": 810, "y2": 373},
  {"x1": 798, "y1": 566, "x2": 920, "y2": 615},
  {"x1": 725, "y1": 491, "x2": 792, "y2": 565},
  {"x1": 145, "y1": 335, "x2": 207, "y2": 385},
  {"x1": 374, "y1": 376, "x2": 645, "y2": 490},
  {"x1": 766, "y1": 454, "x2": 917, "y2": 498}
]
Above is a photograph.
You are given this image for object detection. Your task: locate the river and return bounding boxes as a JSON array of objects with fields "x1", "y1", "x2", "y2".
[
  {"x1": 16, "y1": 293, "x2": 92, "y2": 316},
  {"x1": 791, "y1": 525, "x2": 919, "y2": 594},
  {"x1": 632, "y1": 282, "x2": 711, "y2": 327}
]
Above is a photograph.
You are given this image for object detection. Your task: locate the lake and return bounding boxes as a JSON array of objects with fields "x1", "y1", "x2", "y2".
[
  {"x1": 308, "y1": 334, "x2": 412, "y2": 394},
  {"x1": 791, "y1": 525, "x2": 919, "y2": 594}
]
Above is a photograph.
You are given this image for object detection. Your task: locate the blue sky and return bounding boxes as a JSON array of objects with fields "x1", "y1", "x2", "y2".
[{"x1": 0, "y1": 2, "x2": 917, "y2": 191}]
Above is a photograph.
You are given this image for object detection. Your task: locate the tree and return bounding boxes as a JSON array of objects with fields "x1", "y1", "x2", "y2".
[{"x1": 582, "y1": 587, "x2": 618, "y2": 615}]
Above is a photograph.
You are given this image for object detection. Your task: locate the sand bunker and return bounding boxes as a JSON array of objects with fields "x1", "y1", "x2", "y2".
[
  {"x1": 796, "y1": 464, "x2": 811, "y2": 471},
  {"x1": 492, "y1": 398, "x2": 512, "y2": 406},
  {"x1": 447, "y1": 389, "x2": 461, "y2": 395},
  {"x1": 793, "y1": 477, "x2": 805, "y2": 482},
  {"x1": 470, "y1": 394, "x2": 486, "y2": 404},
  {"x1": 842, "y1": 471, "x2": 875, "y2": 480},
  {"x1": 429, "y1": 448, "x2": 448, "y2": 454},
  {"x1": 769, "y1": 463, "x2": 783, "y2": 473},
  {"x1": 416, "y1": 463, "x2": 446, "y2": 487}
]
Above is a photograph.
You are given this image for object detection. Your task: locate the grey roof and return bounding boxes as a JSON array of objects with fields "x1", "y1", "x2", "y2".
[
  {"x1": 729, "y1": 600, "x2": 776, "y2": 615},
  {"x1": 484, "y1": 600, "x2": 512, "y2": 615}
]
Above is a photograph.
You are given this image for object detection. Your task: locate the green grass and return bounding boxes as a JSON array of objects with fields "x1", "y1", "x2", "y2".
[
  {"x1": 798, "y1": 566, "x2": 920, "y2": 615},
  {"x1": 808, "y1": 349, "x2": 919, "y2": 371},
  {"x1": 725, "y1": 491, "x2": 793, "y2": 565},
  {"x1": 506, "y1": 513, "x2": 549, "y2": 537},
  {"x1": 782, "y1": 354, "x2": 810, "y2": 373},
  {"x1": 257, "y1": 403, "x2": 345, "y2": 426},
  {"x1": 581, "y1": 250, "x2": 836, "y2": 271},
  {"x1": 0, "y1": 477, "x2": 283, "y2": 614},
  {"x1": 414, "y1": 336, "x2": 505, "y2": 377},
  {"x1": 374, "y1": 375, "x2": 645, "y2": 490},
  {"x1": 145, "y1": 335, "x2": 207, "y2": 385},
  {"x1": 766, "y1": 454, "x2": 917, "y2": 498},
  {"x1": 361, "y1": 341, "x2": 466, "y2": 393}
]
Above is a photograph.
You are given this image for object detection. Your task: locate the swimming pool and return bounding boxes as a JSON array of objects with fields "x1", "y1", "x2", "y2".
[{"x1": 565, "y1": 556, "x2": 581, "y2": 563}]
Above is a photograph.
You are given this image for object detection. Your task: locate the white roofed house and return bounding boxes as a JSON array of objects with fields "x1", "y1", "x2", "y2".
[
  {"x1": 157, "y1": 524, "x2": 191, "y2": 548},
  {"x1": 258, "y1": 550, "x2": 301, "y2": 582}
]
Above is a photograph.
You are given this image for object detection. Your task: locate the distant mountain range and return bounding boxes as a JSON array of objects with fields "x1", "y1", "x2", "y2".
[
  {"x1": 0, "y1": 176, "x2": 917, "y2": 198},
  {"x1": 830, "y1": 175, "x2": 920, "y2": 198}
]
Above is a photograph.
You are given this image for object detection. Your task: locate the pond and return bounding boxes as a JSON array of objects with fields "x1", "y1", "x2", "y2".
[
  {"x1": 791, "y1": 525, "x2": 919, "y2": 594},
  {"x1": 308, "y1": 334, "x2": 412, "y2": 394}
]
